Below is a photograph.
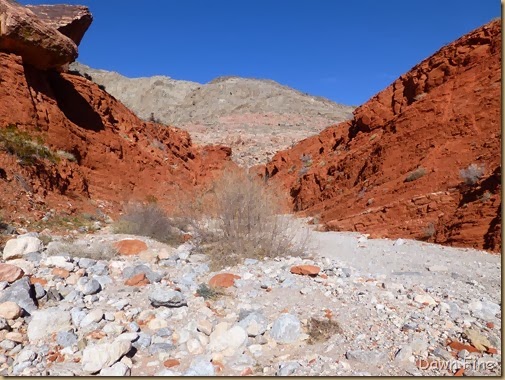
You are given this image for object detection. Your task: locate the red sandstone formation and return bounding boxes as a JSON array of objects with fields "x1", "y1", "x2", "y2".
[{"x1": 260, "y1": 20, "x2": 501, "y2": 252}]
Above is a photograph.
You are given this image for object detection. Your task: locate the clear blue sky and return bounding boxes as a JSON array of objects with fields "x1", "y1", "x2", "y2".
[{"x1": 21, "y1": 0, "x2": 500, "y2": 106}]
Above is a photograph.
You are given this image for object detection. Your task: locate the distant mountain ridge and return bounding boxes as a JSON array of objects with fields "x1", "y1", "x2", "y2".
[{"x1": 69, "y1": 62, "x2": 355, "y2": 167}]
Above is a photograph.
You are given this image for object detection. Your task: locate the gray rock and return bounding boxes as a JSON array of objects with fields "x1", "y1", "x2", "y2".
[
  {"x1": 76, "y1": 277, "x2": 102, "y2": 295},
  {"x1": 46, "y1": 287, "x2": 62, "y2": 302},
  {"x1": 123, "y1": 264, "x2": 162, "y2": 283},
  {"x1": 133, "y1": 333, "x2": 151, "y2": 349},
  {"x1": 433, "y1": 347, "x2": 453, "y2": 361},
  {"x1": 394, "y1": 346, "x2": 413, "y2": 363},
  {"x1": 78, "y1": 258, "x2": 97, "y2": 269},
  {"x1": 149, "y1": 289, "x2": 187, "y2": 308},
  {"x1": 0, "y1": 339, "x2": 16, "y2": 350},
  {"x1": 16, "y1": 348, "x2": 37, "y2": 363},
  {"x1": 0, "y1": 277, "x2": 37, "y2": 314},
  {"x1": 244, "y1": 258, "x2": 259, "y2": 265},
  {"x1": 0, "y1": 318, "x2": 8, "y2": 330},
  {"x1": 148, "y1": 342, "x2": 175, "y2": 355},
  {"x1": 99, "y1": 362, "x2": 130, "y2": 376},
  {"x1": 33, "y1": 283, "x2": 46, "y2": 300},
  {"x1": 128, "y1": 322, "x2": 140, "y2": 332},
  {"x1": 64, "y1": 290, "x2": 83, "y2": 302},
  {"x1": 93, "y1": 275, "x2": 113, "y2": 289},
  {"x1": 346, "y1": 350, "x2": 387, "y2": 364},
  {"x1": 87, "y1": 262, "x2": 108, "y2": 276},
  {"x1": 27, "y1": 307, "x2": 72, "y2": 342},
  {"x1": 238, "y1": 311, "x2": 268, "y2": 337},
  {"x1": 80, "y1": 309, "x2": 104, "y2": 327},
  {"x1": 270, "y1": 313, "x2": 301, "y2": 344},
  {"x1": 184, "y1": 356, "x2": 215, "y2": 376},
  {"x1": 57, "y1": 331, "x2": 78, "y2": 347},
  {"x1": 24, "y1": 252, "x2": 42, "y2": 263},
  {"x1": 155, "y1": 327, "x2": 172, "y2": 337},
  {"x1": 70, "y1": 308, "x2": 86, "y2": 327},
  {"x1": 277, "y1": 361, "x2": 301, "y2": 376}
]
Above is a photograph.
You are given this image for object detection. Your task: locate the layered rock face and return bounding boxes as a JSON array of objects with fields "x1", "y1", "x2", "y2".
[
  {"x1": 0, "y1": 1, "x2": 233, "y2": 223},
  {"x1": 260, "y1": 20, "x2": 501, "y2": 252},
  {"x1": 0, "y1": 0, "x2": 77, "y2": 69}
]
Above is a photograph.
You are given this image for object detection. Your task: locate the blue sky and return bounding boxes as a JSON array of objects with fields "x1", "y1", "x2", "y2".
[{"x1": 21, "y1": 0, "x2": 500, "y2": 106}]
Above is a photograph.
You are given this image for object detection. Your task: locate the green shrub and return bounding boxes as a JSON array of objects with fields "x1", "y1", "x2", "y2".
[{"x1": 0, "y1": 125, "x2": 58, "y2": 165}]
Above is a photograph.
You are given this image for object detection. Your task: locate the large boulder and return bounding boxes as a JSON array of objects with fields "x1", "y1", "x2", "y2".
[
  {"x1": 25, "y1": 4, "x2": 92, "y2": 46},
  {"x1": 0, "y1": 0, "x2": 77, "y2": 69}
]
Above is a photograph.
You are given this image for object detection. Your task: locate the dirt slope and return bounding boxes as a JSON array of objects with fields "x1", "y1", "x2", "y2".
[
  {"x1": 0, "y1": 52, "x2": 232, "y2": 224},
  {"x1": 258, "y1": 19, "x2": 501, "y2": 252}
]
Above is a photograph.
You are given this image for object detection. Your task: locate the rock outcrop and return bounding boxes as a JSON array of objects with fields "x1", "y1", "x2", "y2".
[
  {"x1": 26, "y1": 4, "x2": 92, "y2": 46},
  {"x1": 0, "y1": 0, "x2": 77, "y2": 69},
  {"x1": 259, "y1": 19, "x2": 501, "y2": 252}
]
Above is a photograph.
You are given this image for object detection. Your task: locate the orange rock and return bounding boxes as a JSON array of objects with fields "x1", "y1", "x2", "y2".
[
  {"x1": 124, "y1": 273, "x2": 150, "y2": 286},
  {"x1": 290, "y1": 265, "x2": 320, "y2": 276},
  {"x1": 182, "y1": 233, "x2": 192, "y2": 242},
  {"x1": 0, "y1": 263, "x2": 24, "y2": 283},
  {"x1": 209, "y1": 273, "x2": 241, "y2": 288},
  {"x1": 486, "y1": 347, "x2": 498, "y2": 355},
  {"x1": 486, "y1": 322, "x2": 495, "y2": 329},
  {"x1": 52, "y1": 267, "x2": 70, "y2": 279},
  {"x1": 29, "y1": 276, "x2": 48, "y2": 286},
  {"x1": 163, "y1": 359, "x2": 180, "y2": 368},
  {"x1": 447, "y1": 340, "x2": 480, "y2": 353},
  {"x1": 240, "y1": 367, "x2": 253, "y2": 376},
  {"x1": 454, "y1": 368, "x2": 465, "y2": 376},
  {"x1": 114, "y1": 239, "x2": 148, "y2": 256}
]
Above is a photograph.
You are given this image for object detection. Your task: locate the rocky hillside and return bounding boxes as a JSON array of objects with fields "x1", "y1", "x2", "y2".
[
  {"x1": 0, "y1": 0, "x2": 232, "y2": 225},
  {"x1": 70, "y1": 63, "x2": 355, "y2": 167},
  {"x1": 258, "y1": 19, "x2": 501, "y2": 252}
]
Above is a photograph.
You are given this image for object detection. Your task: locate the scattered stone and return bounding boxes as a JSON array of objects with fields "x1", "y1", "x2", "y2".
[
  {"x1": 184, "y1": 356, "x2": 215, "y2": 376},
  {"x1": 3, "y1": 237, "x2": 42, "y2": 261},
  {"x1": 413, "y1": 294, "x2": 437, "y2": 306},
  {"x1": 346, "y1": 350, "x2": 388, "y2": 364},
  {"x1": 290, "y1": 265, "x2": 320, "y2": 276},
  {"x1": 277, "y1": 361, "x2": 301, "y2": 376},
  {"x1": 99, "y1": 362, "x2": 130, "y2": 376},
  {"x1": 149, "y1": 289, "x2": 187, "y2": 308},
  {"x1": 209, "y1": 273, "x2": 241, "y2": 288},
  {"x1": 76, "y1": 277, "x2": 102, "y2": 295},
  {"x1": 114, "y1": 239, "x2": 148, "y2": 256},
  {"x1": 270, "y1": 313, "x2": 301, "y2": 344},
  {"x1": 0, "y1": 277, "x2": 37, "y2": 313},
  {"x1": 238, "y1": 311, "x2": 268, "y2": 337},
  {"x1": 27, "y1": 308, "x2": 72, "y2": 342},
  {"x1": 82, "y1": 340, "x2": 132, "y2": 373},
  {"x1": 0, "y1": 264, "x2": 24, "y2": 283},
  {"x1": 57, "y1": 331, "x2": 78, "y2": 347},
  {"x1": 209, "y1": 323, "x2": 248, "y2": 356},
  {"x1": 124, "y1": 273, "x2": 150, "y2": 286},
  {"x1": 0, "y1": 301, "x2": 22, "y2": 320}
]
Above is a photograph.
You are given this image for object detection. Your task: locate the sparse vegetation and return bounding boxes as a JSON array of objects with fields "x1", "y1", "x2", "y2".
[
  {"x1": 460, "y1": 163, "x2": 484, "y2": 185},
  {"x1": 300, "y1": 153, "x2": 313, "y2": 167},
  {"x1": 404, "y1": 167, "x2": 427, "y2": 182},
  {"x1": 307, "y1": 317, "x2": 343, "y2": 345},
  {"x1": 184, "y1": 168, "x2": 308, "y2": 271},
  {"x1": 0, "y1": 125, "x2": 59, "y2": 165},
  {"x1": 423, "y1": 222, "x2": 436, "y2": 239},
  {"x1": 195, "y1": 283, "x2": 226, "y2": 300},
  {"x1": 56, "y1": 150, "x2": 77, "y2": 162},
  {"x1": 45, "y1": 239, "x2": 118, "y2": 261},
  {"x1": 113, "y1": 202, "x2": 184, "y2": 245}
]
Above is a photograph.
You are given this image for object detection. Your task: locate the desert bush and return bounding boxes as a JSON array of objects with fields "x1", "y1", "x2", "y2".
[
  {"x1": 307, "y1": 317, "x2": 343, "y2": 345},
  {"x1": 113, "y1": 202, "x2": 183, "y2": 245},
  {"x1": 195, "y1": 283, "x2": 226, "y2": 300},
  {"x1": 185, "y1": 168, "x2": 309, "y2": 270},
  {"x1": 404, "y1": 167, "x2": 426, "y2": 182},
  {"x1": 423, "y1": 222, "x2": 436, "y2": 239},
  {"x1": 45, "y1": 239, "x2": 118, "y2": 261},
  {"x1": 460, "y1": 163, "x2": 484, "y2": 185}
]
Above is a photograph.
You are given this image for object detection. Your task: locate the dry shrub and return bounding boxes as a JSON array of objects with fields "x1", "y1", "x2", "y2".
[
  {"x1": 460, "y1": 163, "x2": 484, "y2": 185},
  {"x1": 45, "y1": 239, "x2": 118, "y2": 261},
  {"x1": 179, "y1": 168, "x2": 308, "y2": 270},
  {"x1": 307, "y1": 317, "x2": 343, "y2": 344},
  {"x1": 404, "y1": 167, "x2": 427, "y2": 182},
  {"x1": 113, "y1": 202, "x2": 183, "y2": 245}
]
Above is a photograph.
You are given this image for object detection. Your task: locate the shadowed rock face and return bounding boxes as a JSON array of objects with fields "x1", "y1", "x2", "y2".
[
  {"x1": 26, "y1": 4, "x2": 92, "y2": 46},
  {"x1": 258, "y1": 19, "x2": 501, "y2": 252},
  {"x1": 0, "y1": 0, "x2": 77, "y2": 69}
]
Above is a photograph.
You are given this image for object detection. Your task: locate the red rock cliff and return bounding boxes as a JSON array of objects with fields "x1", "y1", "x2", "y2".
[{"x1": 260, "y1": 19, "x2": 501, "y2": 252}]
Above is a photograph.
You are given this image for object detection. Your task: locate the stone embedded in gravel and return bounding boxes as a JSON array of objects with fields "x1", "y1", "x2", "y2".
[
  {"x1": 149, "y1": 289, "x2": 187, "y2": 308},
  {"x1": 6, "y1": 331, "x2": 23, "y2": 343},
  {"x1": 114, "y1": 239, "x2": 148, "y2": 256},
  {"x1": 0, "y1": 301, "x2": 22, "y2": 320},
  {"x1": 103, "y1": 322, "x2": 125, "y2": 336},
  {"x1": 78, "y1": 258, "x2": 97, "y2": 269},
  {"x1": 290, "y1": 265, "x2": 320, "y2": 276},
  {"x1": 209, "y1": 323, "x2": 248, "y2": 355},
  {"x1": 44, "y1": 256, "x2": 74, "y2": 271},
  {"x1": 394, "y1": 345, "x2": 413, "y2": 363},
  {"x1": 469, "y1": 300, "x2": 500, "y2": 321},
  {"x1": 413, "y1": 294, "x2": 437, "y2": 306},
  {"x1": 82, "y1": 340, "x2": 132, "y2": 373},
  {"x1": 148, "y1": 342, "x2": 175, "y2": 355},
  {"x1": 80, "y1": 309, "x2": 104, "y2": 327},
  {"x1": 27, "y1": 307, "x2": 72, "y2": 342},
  {"x1": 197, "y1": 320, "x2": 213, "y2": 336},
  {"x1": 0, "y1": 263, "x2": 24, "y2": 283},
  {"x1": 209, "y1": 273, "x2": 241, "y2": 288},
  {"x1": 277, "y1": 361, "x2": 301, "y2": 376},
  {"x1": 124, "y1": 273, "x2": 150, "y2": 286},
  {"x1": 270, "y1": 313, "x2": 301, "y2": 344},
  {"x1": 184, "y1": 356, "x2": 215, "y2": 376},
  {"x1": 16, "y1": 348, "x2": 37, "y2": 363},
  {"x1": 3, "y1": 236, "x2": 42, "y2": 260},
  {"x1": 115, "y1": 332, "x2": 139, "y2": 342},
  {"x1": 0, "y1": 277, "x2": 37, "y2": 313},
  {"x1": 57, "y1": 331, "x2": 78, "y2": 347},
  {"x1": 346, "y1": 350, "x2": 388, "y2": 364},
  {"x1": 123, "y1": 264, "x2": 162, "y2": 283},
  {"x1": 99, "y1": 361, "x2": 131, "y2": 376},
  {"x1": 238, "y1": 311, "x2": 268, "y2": 337},
  {"x1": 76, "y1": 277, "x2": 102, "y2": 295},
  {"x1": 52, "y1": 267, "x2": 70, "y2": 279}
]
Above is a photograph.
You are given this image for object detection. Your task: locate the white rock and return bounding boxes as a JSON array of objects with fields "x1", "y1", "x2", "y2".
[
  {"x1": 115, "y1": 332, "x2": 139, "y2": 342},
  {"x1": 80, "y1": 309, "x2": 104, "y2": 327},
  {"x1": 0, "y1": 301, "x2": 22, "y2": 320},
  {"x1": 187, "y1": 338, "x2": 204, "y2": 354},
  {"x1": 27, "y1": 308, "x2": 72, "y2": 342},
  {"x1": 414, "y1": 294, "x2": 437, "y2": 306},
  {"x1": 82, "y1": 340, "x2": 132, "y2": 373},
  {"x1": 3, "y1": 237, "x2": 42, "y2": 260},
  {"x1": 99, "y1": 362, "x2": 131, "y2": 376},
  {"x1": 44, "y1": 256, "x2": 74, "y2": 271},
  {"x1": 209, "y1": 323, "x2": 248, "y2": 356}
]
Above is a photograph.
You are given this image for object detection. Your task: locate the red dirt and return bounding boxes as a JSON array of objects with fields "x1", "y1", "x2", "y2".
[
  {"x1": 257, "y1": 20, "x2": 501, "y2": 252},
  {"x1": 0, "y1": 52, "x2": 234, "y2": 225}
]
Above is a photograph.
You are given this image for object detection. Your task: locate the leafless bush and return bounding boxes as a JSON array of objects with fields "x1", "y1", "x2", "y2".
[
  {"x1": 45, "y1": 240, "x2": 118, "y2": 261},
  {"x1": 460, "y1": 163, "x2": 484, "y2": 185},
  {"x1": 113, "y1": 202, "x2": 183, "y2": 245},
  {"x1": 184, "y1": 169, "x2": 309, "y2": 270}
]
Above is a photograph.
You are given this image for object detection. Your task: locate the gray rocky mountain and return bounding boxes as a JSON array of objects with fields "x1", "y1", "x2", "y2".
[{"x1": 69, "y1": 62, "x2": 355, "y2": 167}]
